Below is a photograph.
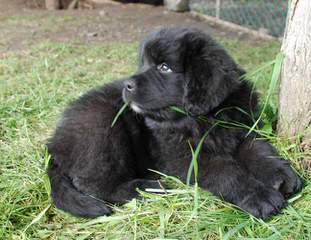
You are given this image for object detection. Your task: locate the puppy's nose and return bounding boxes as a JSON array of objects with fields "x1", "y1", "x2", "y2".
[{"x1": 125, "y1": 80, "x2": 136, "y2": 92}]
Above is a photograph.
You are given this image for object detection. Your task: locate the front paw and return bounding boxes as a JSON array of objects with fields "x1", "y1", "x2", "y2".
[
  {"x1": 239, "y1": 187, "x2": 285, "y2": 219},
  {"x1": 274, "y1": 161, "x2": 303, "y2": 198}
]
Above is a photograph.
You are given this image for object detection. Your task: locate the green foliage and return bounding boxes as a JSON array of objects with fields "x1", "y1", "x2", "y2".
[
  {"x1": 1, "y1": 39, "x2": 310, "y2": 239},
  {"x1": 111, "y1": 102, "x2": 129, "y2": 128}
]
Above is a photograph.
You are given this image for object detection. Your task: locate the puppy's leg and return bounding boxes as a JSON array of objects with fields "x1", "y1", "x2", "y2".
[
  {"x1": 107, "y1": 179, "x2": 162, "y2": 203},
  {"x1": 71, "y1": 176, "x2": 162, "y2": 206},
  {"x1": 236, "y1": 139, "x2": 303, "y2": 198},
  {"x1": 200, "y1": 156, "x2": 285, "y2": 219},
  {"x1": 49, "y1": 162, "x2": 112, "y2": 218}
]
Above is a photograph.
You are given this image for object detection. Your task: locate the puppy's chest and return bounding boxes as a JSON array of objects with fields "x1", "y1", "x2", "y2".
[
  {"x1": 148, "y1": 127, "x2": 241, "y2": 179},
  {"x1": 149, "y1": 129, "x2": 198, "y2": 179}
]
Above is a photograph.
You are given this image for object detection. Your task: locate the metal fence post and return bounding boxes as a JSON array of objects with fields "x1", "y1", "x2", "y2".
[{"x1": 216, "y1": 0, "x2": 220, "y2": 19}]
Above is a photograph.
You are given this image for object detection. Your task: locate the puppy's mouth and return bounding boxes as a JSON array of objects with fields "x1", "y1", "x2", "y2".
[
  {"x1": 129, "y1": 102, "x2": 169, "y2": 114},
  {"x1": 122, "y1": 89, "x2": 169, "y2": 114},
  {"x1": 130, "y1": 103, "x2": 145, "y2": 114}
]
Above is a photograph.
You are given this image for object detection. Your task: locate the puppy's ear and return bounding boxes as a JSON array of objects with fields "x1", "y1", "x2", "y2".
[
  {"x1": 183, "y1": 31, "x2": 242, "y2": 116},
  {"x1": 137, "y1": 29, "x2": 159, "y2": 71}
]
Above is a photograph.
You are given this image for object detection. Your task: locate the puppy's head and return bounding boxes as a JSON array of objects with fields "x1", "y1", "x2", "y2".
[{"x1": 123, "y1": 27, "x2": 242, "y2": 124}]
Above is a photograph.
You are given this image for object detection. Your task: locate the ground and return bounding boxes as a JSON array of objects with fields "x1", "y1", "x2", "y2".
[
  {"x1": 1, "y1": 1, "x2": 310, "y2": 239},
  {"x1": 0, "y1": 0, "x2": 263, "y2": 52}
]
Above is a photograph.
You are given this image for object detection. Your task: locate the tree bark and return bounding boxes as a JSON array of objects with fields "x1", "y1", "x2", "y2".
[
  {"x1": 45, "y1": 0, "x2": 60, "y2": 9},
  {"x1": 278, "y1": 0, "x2": 311, "y2": 141}
]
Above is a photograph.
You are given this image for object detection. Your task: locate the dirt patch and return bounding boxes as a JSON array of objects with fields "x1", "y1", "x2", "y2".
[{"x1": 0, "y1": 0, "x2": 266, "y2": 52}]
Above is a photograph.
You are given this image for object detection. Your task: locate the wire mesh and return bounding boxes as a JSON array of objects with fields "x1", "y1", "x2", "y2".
[{"x1": 190, "y1": 0, "x2": 288, "y2": 37}]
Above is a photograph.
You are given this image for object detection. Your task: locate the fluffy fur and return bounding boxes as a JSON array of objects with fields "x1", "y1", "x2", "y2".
[{"x1": 47, "y1": 27, "x2": 302, "y2": 219}]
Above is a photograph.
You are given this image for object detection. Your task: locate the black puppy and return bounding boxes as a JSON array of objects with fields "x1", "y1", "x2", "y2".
[{"x1": 47, "y1": 27, "x2": 302, "y2": 219}]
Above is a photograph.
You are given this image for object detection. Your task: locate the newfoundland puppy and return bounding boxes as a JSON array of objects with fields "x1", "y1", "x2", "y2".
[{"x1": 47, "y1": 27, "x2": 302, "y2": 219}]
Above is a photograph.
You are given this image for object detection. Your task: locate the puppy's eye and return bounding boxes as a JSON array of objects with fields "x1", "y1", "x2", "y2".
[{"x1": 157, "y1": 63, "x2": 172, "y2": 73}]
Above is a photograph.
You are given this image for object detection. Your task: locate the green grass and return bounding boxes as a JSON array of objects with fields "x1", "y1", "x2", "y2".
[{"x1": 1, "y1": 39, "x2": 310, "y2": 239}]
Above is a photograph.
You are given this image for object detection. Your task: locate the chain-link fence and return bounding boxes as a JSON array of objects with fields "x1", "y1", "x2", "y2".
[{"x1": 190, "y1": 0, "x2": 288, "y2": 38}]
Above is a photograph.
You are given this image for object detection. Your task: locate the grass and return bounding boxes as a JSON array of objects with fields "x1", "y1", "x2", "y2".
[{"x1": 1, "y1": 38, "x2": 310, "y2": 239}]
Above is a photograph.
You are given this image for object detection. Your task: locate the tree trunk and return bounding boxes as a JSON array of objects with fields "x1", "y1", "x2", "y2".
[
  {"x1": 278, "y1": 0, "x2": 311, "y2": 142},
  {"x1": 45, "y1": 0, "x2": 60, "y2": 9}
]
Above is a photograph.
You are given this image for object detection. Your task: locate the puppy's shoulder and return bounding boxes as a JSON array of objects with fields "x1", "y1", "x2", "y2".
[
  {"x1": 51, "y1": 79, "x2": 126, "y2": 138},
  {"x1": 72, "y1": 79, "x2": 124, "y2": 110}
]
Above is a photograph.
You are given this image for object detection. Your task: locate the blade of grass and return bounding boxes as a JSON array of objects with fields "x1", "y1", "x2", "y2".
[
  {"x1": 186, "y1": 124, "x2": 218, "y2": 186},
  {"x1": 111, "y1": 102, "x2": 129, "y2": 128},
  {"x1": 215, "y1": 106, "x2": 251, "y2": 119},
  {"x1": 186, "y1": 141, "x2": 196, "y2": 186},
  {"x1": 23, "y1": 204, "x2": 51, "y2": 232},
  {"x1": 170, "y1": 106, "x2": 186, "y2": 115},
  {"x1": 223, "y1": 221, "x2": 249, "y2": 240},
  {"x1": 247, "y1": 53, "x2": 284, "y2": 135}
]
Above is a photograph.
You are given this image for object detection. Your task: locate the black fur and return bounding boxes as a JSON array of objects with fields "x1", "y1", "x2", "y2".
[{"x1": 47, "y1": 27, "x2": 302, "y2": 219}]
